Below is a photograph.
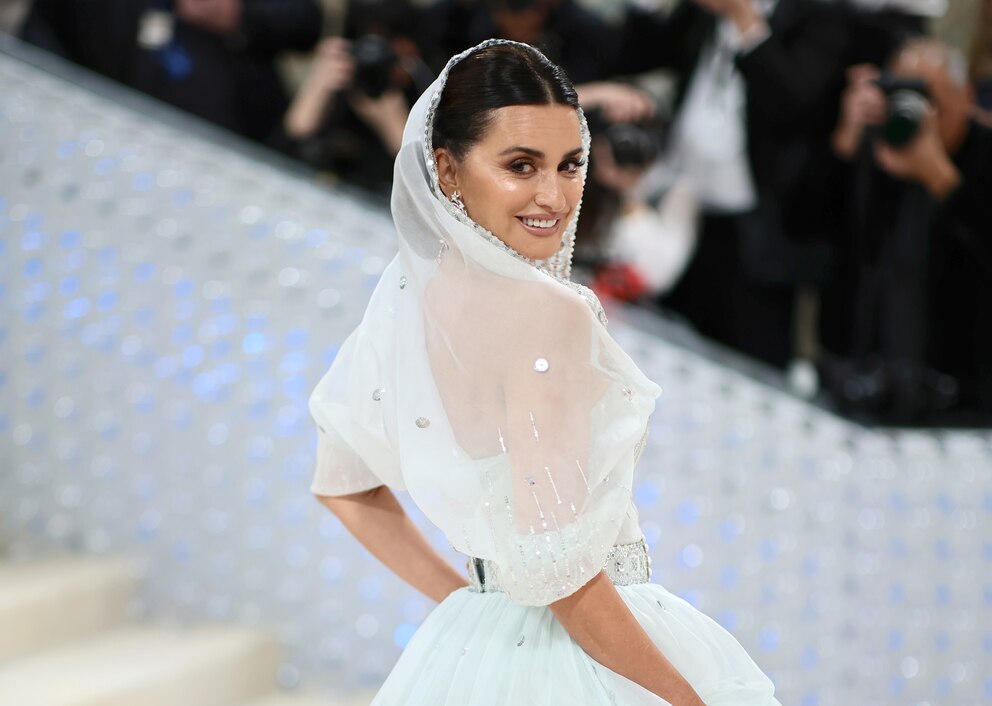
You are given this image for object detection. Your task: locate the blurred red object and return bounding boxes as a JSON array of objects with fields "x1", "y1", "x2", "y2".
[{"x1": 590, "y1": 262, "x2": 649, "y2": 302}]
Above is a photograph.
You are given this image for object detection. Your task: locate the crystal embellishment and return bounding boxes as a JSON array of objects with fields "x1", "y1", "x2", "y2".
[
  {"x1": 605, "y1": 540, "x2": 653, "y2": 585},
  {"x1": 372, "y1": 388, "x2": 383, "y2": 401},
  {"x1": 436, "y1": 239, "x2": 449, "y2": 263},
  {"x1": 533, "y1": 358, "x2": 550, "y2": 373},
  {"x1": 633, "y1": 424, "x2": 649, "y2": 465},
  {"x1": 517, "y1": 635, "x2": 525, "y2": 647},
  {"x1": 399, "y1": 276, "x2": 407, "y2": 289},
  {"x1": 466, "y1": 537, "x2": 651, "y2": 594},
  {"x1": 415, "y1": 417, "x2": 430, "y2": 428}
]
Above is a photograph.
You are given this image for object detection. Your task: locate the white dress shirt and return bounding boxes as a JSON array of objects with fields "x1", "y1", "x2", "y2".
[{"x1": 663, "y1": 0, "x2": 778, "y2": 214}]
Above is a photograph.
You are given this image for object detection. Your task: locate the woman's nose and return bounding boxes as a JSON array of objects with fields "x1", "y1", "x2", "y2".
[{"x1": 534, "y1": 172, "x2": 567, "y2": 212}]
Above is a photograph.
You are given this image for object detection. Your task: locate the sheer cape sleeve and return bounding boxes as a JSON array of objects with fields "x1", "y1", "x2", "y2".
[{"x1": 308, "y1": 264, "x2": 406, "y2": 497}]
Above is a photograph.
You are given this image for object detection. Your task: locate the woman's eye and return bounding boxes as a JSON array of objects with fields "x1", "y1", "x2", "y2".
[
  {"x1": 509, "y1": 161, "x2": 535, "y2": 174},
  {"x1": 560, "y1": 159, "x2": 585, "y2": 174}
]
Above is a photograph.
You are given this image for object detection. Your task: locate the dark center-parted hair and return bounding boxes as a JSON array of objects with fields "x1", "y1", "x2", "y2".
[{"x1": 432, "y1": 43, "x2": 579, "y2": 160}]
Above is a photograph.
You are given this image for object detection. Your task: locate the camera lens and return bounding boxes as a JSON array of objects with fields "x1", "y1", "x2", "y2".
[
  {"x1": 351, "y1": 34, "x2": 396, "y2": 98},
  {"x1": 883, "y1": 89, "x2": 929, "y2": 147},
  {"x1": 604, "y1": 124, "x2": 660, "y2": 168}
]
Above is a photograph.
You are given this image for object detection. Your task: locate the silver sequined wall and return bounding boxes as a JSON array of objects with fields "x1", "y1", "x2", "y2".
[{"x1": 1, "y1": 42, "x2": 990, "y2": 706}]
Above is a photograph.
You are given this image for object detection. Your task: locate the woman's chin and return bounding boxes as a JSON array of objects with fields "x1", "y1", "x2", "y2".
[
  {"x1": 514, "y1": 231, "x2": 564, "y2": 261},
  {"x1": 521, "y1": 241, "x2": 563, "y2": 261},
  {"x1": 490, "y1": 225, "x2": 563, "y2": 261}
]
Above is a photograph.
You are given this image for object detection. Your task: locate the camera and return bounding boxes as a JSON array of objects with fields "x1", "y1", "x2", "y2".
[
  {"x1": 584, "y1": 107, "x2": 662, "y2": 169},
  {"x1": 874, "y1": 73, "x2": 931, "y2": 147},
  {"x1": 351, "y1": 34, "x2": 397, "y2": 98}
]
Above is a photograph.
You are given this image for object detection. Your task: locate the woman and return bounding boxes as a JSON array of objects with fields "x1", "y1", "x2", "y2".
[{"x1": 309, "y1": 40, "x2": 782, "y2": 705}]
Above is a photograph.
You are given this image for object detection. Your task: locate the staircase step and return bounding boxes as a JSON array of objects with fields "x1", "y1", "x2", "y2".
[
  {"x1": 0, "y1": 555, "x2": 139, "y2": 661},
  {"x1": 241, "y1": 691, "x2": 376, "y2": 706},
  {"x1": 0, "y1": 623, "x2": 281, "y2": 706},
  {"x1": 240, "y1": 695, "x2": 331, "y2": 706}
]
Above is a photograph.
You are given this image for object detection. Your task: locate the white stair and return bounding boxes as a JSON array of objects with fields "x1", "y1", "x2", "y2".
[
  {"x1": 241, "y1": 692, "x2": 375, "y2": 706},
  {"x1": 0, "y1": 624, "x2": 281, "y2": 706},
  {"x1": 241, "y1": 696, "x2": 334, "y2": 706},
  {"x1": 0, "y1": 555, "x2": 137, "y2": 661},
  {"x1": 0, "y1": 554, "x2": 374, "y2": 706}
]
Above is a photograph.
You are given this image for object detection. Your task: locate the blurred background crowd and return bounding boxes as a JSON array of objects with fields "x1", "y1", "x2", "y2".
[{"x1": 1, "y1": 0, "x2": 989, "y2": 427}]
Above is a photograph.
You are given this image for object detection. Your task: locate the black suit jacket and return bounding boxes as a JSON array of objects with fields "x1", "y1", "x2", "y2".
[
  {"x1": 617, "y1": 0, "x2": 849, "y2": 285},
  {"x1": 20, "y1": 0, "x2": 322, "y2": 143}
]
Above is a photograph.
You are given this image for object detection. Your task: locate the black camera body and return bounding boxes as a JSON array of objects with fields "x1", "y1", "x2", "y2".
[
  {"x1": 875, "y1": 73, "x2": 931, "y2": 147},
  {"x1": 584, "y1": 107, "x2": 661, "y2": 169},
  {"x1": 351, "y1": 34, "x2": 397, "y2": 98}
]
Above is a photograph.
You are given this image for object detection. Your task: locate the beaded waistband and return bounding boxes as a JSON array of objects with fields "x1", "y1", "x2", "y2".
[{"x1": 466, "y1": 537, "x2": 652, "y2": 594}]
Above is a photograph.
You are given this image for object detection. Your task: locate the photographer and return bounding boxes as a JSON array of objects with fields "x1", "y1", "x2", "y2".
[
  {"x1": 613, "y1": 0, "x2": 848, "y2": 369},
  {"x1": 821, "y1": 38, "x2": 992, "y2": 423},
  {"x1": 20, "y1": 0, "x2": 322, "y2": 144},
  {"x1": 571, "y1": 105, "x2": 701, "y2": 303},
  {"x1": 280, "y1": 0, "x2": 433, "y2": 194}
]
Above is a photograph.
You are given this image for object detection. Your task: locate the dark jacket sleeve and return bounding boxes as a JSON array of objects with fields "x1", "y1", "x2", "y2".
[
  {"x1": 612, "y1": 2, "x2": 710, "y2": 77},
  {"x1": 547, "y1": 0, "x2": 623, "y2": 84},
  {"x1": 734, "y1": 0, "x2": 848, "y2": 130},
  {"x1": 238, "y1": 0, "x2": 323, "y2": 55},
  {"x1": 18, "y1": 0, "x2": 75, "y2": 57},
  {"x1": 935, "y1": 122, "x2": 992, "y2": 262}
]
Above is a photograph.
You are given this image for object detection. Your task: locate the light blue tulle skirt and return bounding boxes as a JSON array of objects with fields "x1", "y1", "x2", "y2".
[{"x1": 369, "y1": 582, "x2": 783, "y2": 705}]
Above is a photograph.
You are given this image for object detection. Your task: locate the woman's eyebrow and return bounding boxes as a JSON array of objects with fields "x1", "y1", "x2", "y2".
[
  {"x1": 497, "y1": 146, "x2": 584, "y2": 158},
  {"x1": 498, "y1": 146, "x2": 544, "y2": 158}
]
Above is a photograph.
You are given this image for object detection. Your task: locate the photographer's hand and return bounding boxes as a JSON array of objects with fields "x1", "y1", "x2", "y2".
[
  {"x1": 692, "y1": 0, "x2": 766, "y2": 36},
  {"x1": 284, "y1": 37, "x2": 354, "y2": 139},
  {"x1": 832, "y1": 64, "x2": 885, "y2": 160},
  {"x1": 974, "y1": 104, "x2": 992, "y2": 130},
  {"x1": 874, "y1": 108, "x2": 961, "y2": 199},
  {"x1": 575, "y1": 82, "x2": 655, "y2": 124},
  {"x1": 350, "y1": 89, "x2": 409, "y2": 157},
  {"x1": 308, "y1": 37, "x2": 356, "y2": 95},
  {"x1": 176, "y1": 0, "x2": 242, "y2": 35}
]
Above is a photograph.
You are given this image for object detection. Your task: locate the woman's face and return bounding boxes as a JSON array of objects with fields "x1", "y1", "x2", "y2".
[{"x1": 435, "y1": 104, "x2": 585, "y2": 261}]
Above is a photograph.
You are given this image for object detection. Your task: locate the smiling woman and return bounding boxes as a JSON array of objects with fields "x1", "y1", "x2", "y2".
[
  {"x1": 309, "y1": 39, "x2": 783, "y2": 706},
  {"x1": 435, "y1": 104, "x2": 585, "y2": 260},
  {"x1": 431, "y1": 44, "x2": 587, "y2": 261}
]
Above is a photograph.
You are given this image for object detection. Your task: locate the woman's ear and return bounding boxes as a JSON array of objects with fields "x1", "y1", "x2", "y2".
[{"x1": 434, "y1": 148, "x2": 459, "y2": 198}]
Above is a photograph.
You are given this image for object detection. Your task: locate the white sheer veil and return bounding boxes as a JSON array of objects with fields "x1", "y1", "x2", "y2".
[{"x1": 309, "y1": 39, "x2": 662, "y2": 606}]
